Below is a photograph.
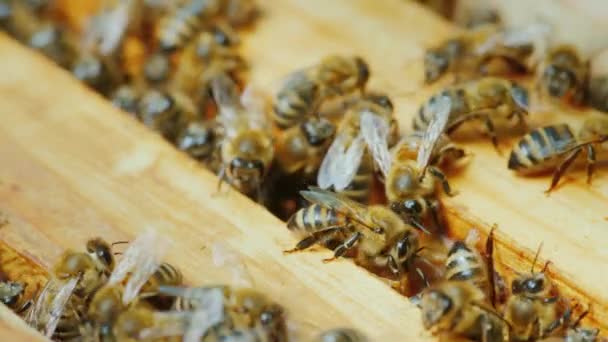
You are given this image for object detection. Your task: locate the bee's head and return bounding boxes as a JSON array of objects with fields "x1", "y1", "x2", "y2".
[{"x1": 543, "y1": 65, "x2": 578, "y2": 99}]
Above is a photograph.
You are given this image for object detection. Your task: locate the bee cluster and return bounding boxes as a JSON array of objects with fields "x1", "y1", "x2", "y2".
[{"x1": 1, "y1": 0, "x2": 607, "y2": 341}]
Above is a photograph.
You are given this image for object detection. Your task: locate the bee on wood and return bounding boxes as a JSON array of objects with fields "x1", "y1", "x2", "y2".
[
  {"x1": 314, "y1": 328, "x2": 368, "y2": 342},
  {"x1": 444, "y1": 228, "x2": 496, "y2": 308},
  {"x1": 71, "y1": 52, "x2": 124, "y2": 96},
  {"x1": 317, "y1": 93, "x2": 396, "y2": 203},
  {"x1": 504, "y1": 246, "x2": 569, "y2": 340},
  {"x1": 587, "y1": 76, "x2": 608, "y2": 113},
  {"x1": 272, "y1": 55, "x2": 370, "y2": 130},
  {"x1": 274, "y1": 116, "x2": 336, "y2": 178},
  {"x1": 138, "y1": 89, "x2": 198, "y2": 142},
  {"x1": 538, "y1": 45, "x2": 589, "y2": 107},
  {"x1": 0, "y1": 281, "x2": 31, "y2": 314},
  {"x1": 414, "y1": 77, "x2": 529, "y2": 150},
  {"x1": 379, "y1": 96, "x2": 457, "y2": 232},
  {"x1": 25, "y1": 238, "x2": 118, "y2": 339},
  {"x1": 158, "y1": 285, "x2": 287, "y2": 341},
  {"x1": 285, "y1": 187, "x2": 422, "y2": 278},
  {"x1": 508, "y1": 117, "x2": 608, "y2": 193},
  {"x1": 420, "y1": 281, "x2": 509, "y2": 342},
  {"x1": 544, "y1": 309, "x2": 599, "y2": 342},
  {"x1": 157, "y1": 0, "x2": 223, "y2": 52},
  {"x1": 175, "y1": 118, "x2": 222, "y2": 170},
  {"x1": 424, "y1": 23, "x2": 548, "y2": 84},
  {"x1": 212, "y1": 74, "x2": 274, "y2": 202}
]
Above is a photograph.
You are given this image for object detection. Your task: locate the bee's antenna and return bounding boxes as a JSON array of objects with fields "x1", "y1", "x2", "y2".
[
  {"x1": 111, "y1": 241, "x2": 129, "y2": 246},
  {"x1": 531, "y1": 242, "x2": 543, "y2": 273}
]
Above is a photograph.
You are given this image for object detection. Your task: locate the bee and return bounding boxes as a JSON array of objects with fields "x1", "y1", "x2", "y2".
[
  {"x1": 414, "y1": 77, "x2": 530, "y2": 150},
  {"x1": 382, "y1": 96, "x2": 456, "y2": 231},
  {"x1": 315, "y1": 328, "x2": 368, "y2": 342},
  {"x1": 538, "y1": 45, "x2": 589, "y2": 106},
  {"x1": 424, "y1": 24, "x2": 548, "y2": 84},
  {"x1": 138, "y1": 89, "x2": 198, "y2": 142},
  {"x1": 420, "y1": 281, "x2": 509, "y2": 342},
  {"x1": 587, "y1": 76, "x2": 608, "y2": 113},
  {"x1": 110, "y1": 83, "x2": 141, "y2": 115},
  {"x1": 212, "y1": 74, "x2": 274, "y2": 201},
  {"x1": 508, "y1": 117, "x2": 608, "y2": 193},
  {"x1": 159, "y1": 285, "x2": 287, "y2": 341},
  {"x1": 0, "y1": 281, "x2": 31, "y2": 314},
  {"x1": 444, "y1": 228, "x2": 496, "y2": 307},
  {"x1": 272, "y1": 55, "x2": 369, "y2": 130},
  {"x1": 71, "y1": 52, "x2": 124, "y2": 96},
  {"x1": 318, "y1": 92, "x2": 395, "y2": 203},
  {"x1": 274, "y1": 116, "x2": 336, "y2": 177},
  {"x1": 25, "y1": 237, "x2": 118, "y2": 338},
  {"x1": 285, "y1": 187, "x2": 421, "y2": 278},
  {"x1": 504, "y1": 247, "x2": 569, "y2": 340},
  {"x1": 553, "y1": 309, "x2": 600, "y2": 342},
  {"x1": 175, "y1": 118, "x2": 222, "y2": 170},
  {"x1": 157, "y1": 0, "x2": 223, "y2": 52}
]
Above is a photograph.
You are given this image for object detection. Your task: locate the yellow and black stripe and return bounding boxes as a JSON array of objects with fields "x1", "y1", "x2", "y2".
[
  {"x1": 339, "y1": 151, "x2": 373, "y2": 204},
  {"x1": 141, "y1": 262, "x2": 183, "y2": 295},
  {"x1": 445, "y1": 241, "x2": 489, "y2": 296},
  {"x1": 158, "y1": 1, "x2": 220, "y2": 52},
  {"x1": 508, "y1": 124, "x2": 577, "y2": 173},
  {"x1": 286, "y1": 203, "x2": 348, "y2": 234},
  {"x1": 272, "y1": 76, "x2": 321, "y2": 129},
  {"x1": 413, "y1": 88, "x2": 466, "y2": 131}
]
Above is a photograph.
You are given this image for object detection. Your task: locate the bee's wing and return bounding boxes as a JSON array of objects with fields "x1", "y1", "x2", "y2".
[
  {"x1": 83, "y1": 0, "x2": 133, "y2": 55},
  {"x1": 212, "y1": 74, "x2": 243, "y2": 135},
  {"x1": 501, "y1": 23, "x2": 551, "y2": 49},
  {"x1": 240, "y1": 84, "x2": 271, "y2": 131},
  {"x1": 43, "y1": 277, "x2": 78, "y2": 338},
  {"x1": 417, "y1": 95, "x2": 451, "y2": 173},
  {"x1": 334, "y1": 133, "x2": 366, "y2": 191},
  {"x1": 108, "y1": 230, "x2": 167, "y2": 304},
  {"x1": 25, "y1": 278, "x2": 58, "y2": 328},
  {"x1": 211, "y1": 242, "x2": 253, "y2": 289},
  {"x1": 361, "y1": 111, "x2": 392, "y2": 178},
  {"x1": 318, "y1": 131, "x2": 346, "y2": 189},
  {"x1": 300, "y1": 187, "x2": 368, "y2": 222}
]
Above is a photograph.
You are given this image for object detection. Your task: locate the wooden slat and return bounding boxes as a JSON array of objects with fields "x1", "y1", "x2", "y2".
[{"x1": 0, "y1": 305, "x2": 46, "y2": 342}]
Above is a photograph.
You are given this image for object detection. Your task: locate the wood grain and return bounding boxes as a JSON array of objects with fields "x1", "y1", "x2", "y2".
[{"x1": 0, "y1": 0, "x2": 607, "y2": 338}]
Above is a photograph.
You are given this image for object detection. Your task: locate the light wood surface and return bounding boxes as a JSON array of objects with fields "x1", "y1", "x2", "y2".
[{"x1": 0, "y1": 0, "x2": 607, "y2": 338}]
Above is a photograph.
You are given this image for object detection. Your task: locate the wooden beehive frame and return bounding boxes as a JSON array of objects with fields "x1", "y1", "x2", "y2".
[{"x1": 0, "y1": 0, "x2": 607, "y2": 340}]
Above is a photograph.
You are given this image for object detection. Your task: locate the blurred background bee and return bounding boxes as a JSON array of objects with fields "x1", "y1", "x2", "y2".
[
  {"x1": 587, "y1": 75, "x2": 608, "y2": 113},
  {"x1": 420, "y1": 281, "x2": 508, "y2": 342},
  {"x1": 317, "y1": 92, "x2": 396, "y2": 203},
  {"x1": 423, "y1": 23, "x2": 549, "y2": 84},
  {"x1": 508, "y1": 116, "x2": 608, "y2": 193},
  {"x1": 212, "y1": 73, "x2": 274, "y2": 202},
  {"x1": 414, "y1": 77, "x2": 529, "y2": 150},
  {"x1": 537, "y1": 45, "x2": 589, "y2": 107},
  {"x1": 272, "y1": 55, "x2": 370, "y2": 130},
  {"x1": 0, "y1": 281, "x2": 30, "y2": 314}
]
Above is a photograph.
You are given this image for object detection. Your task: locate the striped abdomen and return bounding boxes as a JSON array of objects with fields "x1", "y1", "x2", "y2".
[
  {"x1": 445, "y1": 242, "x2": 490, "y2": 297},
  {"x1": 158, "y1": 0, "x2": 221, "y2": 51},
  {"x1": 286, "y1": 204, "x2": 348, "y2": 234},
  {"x1": 272, "y1": 74, "x2": 321, "y2": 129},
  {"x1": 508, "y1": 124, "x2": 577, "y2": 174},
  {"x1": 339, "y1": 150, "x2": 373, "y2": 203},
  {"x1": 413, "y1": 88, "x2": 466, "y2": 131},
  {"x1": 141, "y1": 262, "x2": 183, "y2": 294}
]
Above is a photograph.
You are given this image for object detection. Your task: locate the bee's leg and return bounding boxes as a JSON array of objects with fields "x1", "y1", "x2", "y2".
[
  {"x1": 283, "y1": 227, "x2": 342, "y2": 254},
  {"x1": 542, "y1": 299, "x2": 569, "y2": 337},
  {"x1": 426, "y1": 198, "x2": 444, "y2": 234},
  {"x1": 546, "y1": 147, "x2": 583, "y2": 194},
  {"x1": 485, "y1": 226, "x2": 496, "y2": 309},
  {"x1": 322, "y1": 232, "x2": 362, "y2": 263},
  {"x1": 16, "y1": 300, "x2": 32, "y2": 314},
  {"x1": 585, "y1": 144, "x2": 596, "y2": 185},
  {"x1": 427, "y1": 166, "x2": 456, "y2": 196},
  {"x1": 216, "y1": 166, "x2": 226, "y2": 193},
  {"x1": 482, "y1": 116, "x2": 501, "y2": 153}
]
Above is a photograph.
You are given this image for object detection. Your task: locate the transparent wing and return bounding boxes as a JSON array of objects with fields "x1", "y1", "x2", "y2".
[
  {"x1": 465, "y1": 228, "x2": 480, "y2": 247},
  {"x1": 240, "y1": 84, "x2": 270, "y2": 131},
  {"x1": 44, "y1": 277, "x2": 79, "y2": 338},
  {"x1": 501, "y1": 23, "x2": 551, "y2": 48},
  {"x1": 84, "y1": 0, "x2": 133, "y2": 55},
  {"x1": 212, "y1": 74, "x2": 244, "y2": 136},
  {"x1": 182, "y1": 288, "x2": 226, "y2": 342},
  {"x1": 211, "y1": 242, "x2": 253, "y2": 289},
  {"x1": 317, "y1": 132, "x2": 347, "y2": 189},
  {"x1": 333, "y1": 133, "x2": 365, "y2": 191},
  {"x1": 300, "y1": 187, "x2": 368, "y2": 222},
  {"x1": 108, "y1": 230, "x2": 167, "y2": 304},
  {"x1": 417, "y1": 95, "x2": 451, "y2": 173},
  {"x1": 361, "y1": 111, "x2": 392, "y2": 178}
]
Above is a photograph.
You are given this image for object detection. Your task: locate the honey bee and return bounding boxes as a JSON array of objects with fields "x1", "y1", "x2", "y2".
[
  {"x1": 508, "y1": 117, "x2": 608, "y2": 193},
  {"x1": 212, "y1": 74, "x2": 274, "y2": 201},
  {"x1": 444, "y1": 228, "x2": 496, "y2": 307},
  {"x1": 274, "y1": 116, "x2": 336, "y2": 177},
  {"x1": 318, "y1": 93, "x2": 395, "y2": 203},
  {"x1": 285, "y1": 187, "x2": 421, "y2": 277},
  {"x1": 175, "y1": 118, "x2": 222, "y2": 169},
  {"x1": 420, "y1": 281, "x2": 509, "y2": 342},
  {"x1": 504, "y1": 247, "x2": 568, "y2": 340},
  {"x1": 138, "y1": 89, "x2": 198, "y2": 142},
  {"x1": 587, "y1": 76, "x2": 608, "y2": 113},
  {"x1": 414, "y1": 77, "x2": 529, "y2": 150},
  {"x1": 538, "y1": 45, "x2": 589, "y2": 106},
  {"x1": 159, "y1": 285, "x2": 287, "y2": 341},
  {"x1": 157, "y1": 0, "x2": 223, "y2": 52},
  {"x1": 381, "y1": 96, "x2": 456, "y2": 232},
  {"x1": 272, "y1": 55, "x2": 369, "y2": 129},
  {"x1": 424, "y1": 23, "x2": 548, "y2": 84},
  {"x1": 0, "y1": 281, "x2": 30, "y2": 314},
  {"x1": 315, "y1": 328, "x2": 368, "y2": 342},
  {"x1": 551, "y1": 309, "x2": 600, "y2": 342}
]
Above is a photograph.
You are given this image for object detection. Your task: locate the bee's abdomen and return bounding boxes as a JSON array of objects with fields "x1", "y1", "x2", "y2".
[
  {"x1": 445, "y1": 242, "x2": 488, "y2": 293},
  {"x1": 273, "y1": 85, "x2": 318, "y2": 129},
  {"x1": 339, "y1": 151, "x2": 373, "y2": 203},
  {"x1": 508, "y1": 124, "x2": 576, "y2": 172},
  {"x1": 286, "y1": 204, "x2": 347, "y2": 234}
]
